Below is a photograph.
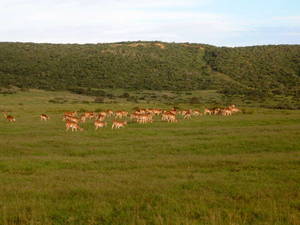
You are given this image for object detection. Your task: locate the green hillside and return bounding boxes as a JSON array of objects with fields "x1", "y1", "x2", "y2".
[{"x1": 0, "y1": 41, "x2": 299, "y2": 98}]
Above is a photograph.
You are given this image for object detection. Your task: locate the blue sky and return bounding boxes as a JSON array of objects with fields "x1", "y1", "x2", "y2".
[{"x1": 0, "y1": 0, "x2": 299, "y2": 46}]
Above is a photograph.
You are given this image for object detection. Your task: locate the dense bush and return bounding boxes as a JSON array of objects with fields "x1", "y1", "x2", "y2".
[{"x1": 0, "y1": 41, "x2": 299, "y2": 101}]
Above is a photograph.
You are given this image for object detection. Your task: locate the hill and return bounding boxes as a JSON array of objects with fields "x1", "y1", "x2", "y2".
[{"x1": 0, "y1": 41, "x2": 299, "y2": 99}]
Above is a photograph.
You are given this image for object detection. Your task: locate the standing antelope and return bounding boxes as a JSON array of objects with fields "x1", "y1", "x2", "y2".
[
  {"x1": 84, "y1": 112, "x2": 94, "y2": 119},
  {"x1": 40, "y1": 114, "x2": 50, "y2": 121},
  {"x1": 112, "y1": 121, "x2": 127, "y2": 129},
  {"x1": 3, "y1": 112, "x2": 16, "y2": 122},
  {"x1": 94, "y1": 120, "x2": 107, "y2": 130},
  {"x1": 204, "y1": 108, "x2": 213, "y2": 115},
  {"x1": 192, "y1": 110, "x2": 202, "y2": 116},
  {"x1": 64, "y1": 111, "x2": 77, "y2": 117},
  {"x1": 65, "y1": 116, "x2": 80, "y2": 124},
  {"x1": 115, "y1": 111, "x2": 128, "y2": 119},
  {"x1": 183, "y1": 111, "x2": 192, "y2": 119}
]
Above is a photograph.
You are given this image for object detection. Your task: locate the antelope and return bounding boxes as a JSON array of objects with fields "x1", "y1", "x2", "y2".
[
  {"x1": 204, "y1": 108, "x2": 213, "y2": 115},
  {"x1": 213, "y1": 107, "x2": 221, "y2": 115},
  {"x1": 106, "y1": 109, "x2": 114, "y2": 117},
  {"x1": 80, "y1": 115, "x2": 86, "y2": 123},
  {"x1": 130, "y1": 112, "x2": 140, "y2": 120},
  {"x1": 167, "y1": 114, "x2": 178, "y2": 123},
  {"x1": 112, "y1": 120, "x2": 127, "y2": 129},
  {"x1": 65, "y1": 116, "x2": 80, "y2": 124},
  {"x1": 98, "y1": 111, "x2": 107, "y2": 119},
  {"x1": 64, "y1": 111, "x2": 77, "y2": 117},
  {"x1": 192, "y1": 110, "x2": 202, "y2": 116},
  {"x1": 230, "y1": 107, "x2": 241, "y2": 113},
  {"x1": 96, "y1": 115, "x2": 106, "y2": 121},
  {"x1": 115, "y1": 110, "x2": 128, "y2": 119},
  {"x1": 84, "y1": 112, "x2": 94, "y2": 119},
  {"x1": 40, "y1": 114, "x2": 50, "y2": 121},
  {"x1": 221, "y1": 109, "x2": 232, "y2": 116},
  {"x1": 152, "y1": 109, "x2": 162, "y2": 115},
  {"x1": 180, "y1": 110, "x2": 190, "y2": 116},
  {"x1": 162, "y1": 112, "x2": 177, "y2": 123},
  {"x1": 136, "y1": 114, "x2": 153, "y2": 124},
  {"x1": 65, "y1": 121, "x2": 83, "y2": 132},
  {"x1": 183, "y1": 111, "x2": 192, "y2": 119},
  {"x1": 3, "y1": 112, "x2": 16, "y2": 122},
  {"x1": 94, "y1": 120, "x2": 107, "y2": 130}
]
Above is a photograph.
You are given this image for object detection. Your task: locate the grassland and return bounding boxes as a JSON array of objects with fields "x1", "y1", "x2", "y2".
[{"x1": 0, "y1": 90, "x2": 300, "y2": 225}]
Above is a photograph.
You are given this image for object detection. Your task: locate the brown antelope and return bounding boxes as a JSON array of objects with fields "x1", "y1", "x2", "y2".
[
  {"x1": 64, "y1": 111, "x2": 77, "y2": 117},
  {"x1": 136, "y1": 114, "x2": 153, "y2": 124},
  {"x1": 183, "y1": 111, "x2": 192, "y2": 119},
  {"x1": 106, "y1": 109, "x2": 114, "y2": 117},
  {"x1": 204, "y1": 108, "x2": 213, "y2": 115},
  {"x1": 229, "y1": 106, "x2": 241, "y2": 113},
  {"x1": 162, "y1": 112, "x2": 177, "y2": 123},
  {"x1": 221, "y1": 109, "x2": 232, "y2": 116},
  {"x1": 96, "y1": 115, "x2": 106, "y2": 121},
  {"x1": 213, "y1": 107, "x2": 221, "y2": 115},
  {"x1": 40, "y1": 114, "x2": 50, "y2": 121},
  {"x1": 130, "y1": 112, "x2": 140, "y2": 120},
  {"x1": 94, "y1": 120, "x2": 107, "y2": 130},
  {"x1": 192, "y1": 110, "x2": 202, "y2": 116},
  {"x1": 167, "y1": 114, "x2": 178, "y2": 123},
  {"x1": 115, "y1": 110, "x2": 128, "y2": 119},
  {"x1": 80, "y1": 115, "x2": 86, "y2": 123},
  {"x1": 65, "y1": 116, "x2": 80, "y2": 124},
  {"x1": 98, "y1": 111, "x2": 107, "y2": 117},
  {"x1": 112, "y1": 120, "x2": 127, "y2": 129},
  {"x1": 65, "y1": 121, "x2": 83, "y2": 132},
  {"x1": 84, "y1": 112, "x2": 94, "y2": 119},
  {"x1": 3, "y1": 112, "x2": 16, "y2": 122},
  {"x1": 152, "y1": 108, "x2": 162, "y2": 115}
]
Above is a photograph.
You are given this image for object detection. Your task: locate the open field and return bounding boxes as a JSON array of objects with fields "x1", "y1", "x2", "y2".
[{"x1": 0, "y1": 90, "x2": 300, "y2": 225}]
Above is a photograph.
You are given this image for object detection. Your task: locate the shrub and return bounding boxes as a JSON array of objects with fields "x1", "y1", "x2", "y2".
[
  {"x1": 190, "y1": 97, "x2": 200, "y2": 104},
  {"x1": 94, "y1": 97, "x2": 104, "y2": 103}
]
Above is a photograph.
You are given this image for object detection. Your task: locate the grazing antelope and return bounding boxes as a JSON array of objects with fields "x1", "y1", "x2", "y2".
[
  {"x1": 40, "y1": 114, "x2": 50, "y2": 121},
  {"x1": 94, "y1": 120, "x2": 107, "y2": 130},
  {"x1": 112, "y1": 120, "x2": 127, "y2": 129},
  {"x1": 3, "y1": 112, "x2": 16, "y2": 122},
  {"x1": 65, "y1": 121, "x2": 83, "y2": 132}
]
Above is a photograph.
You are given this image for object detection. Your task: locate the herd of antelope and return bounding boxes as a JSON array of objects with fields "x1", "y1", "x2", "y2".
[{"x1": 2, "y1": 105, "x2": 241, "y2": 131}]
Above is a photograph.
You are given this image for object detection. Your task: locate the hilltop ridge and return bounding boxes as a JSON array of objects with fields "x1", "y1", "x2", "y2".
[{"x1": 0, "y1": 41, "x2": 299, "y2": 99}]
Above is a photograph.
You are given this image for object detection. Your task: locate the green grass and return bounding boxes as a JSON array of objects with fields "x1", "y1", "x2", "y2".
[{"x1": 0, "y1": 90, "x2": 300, "y2": 225}]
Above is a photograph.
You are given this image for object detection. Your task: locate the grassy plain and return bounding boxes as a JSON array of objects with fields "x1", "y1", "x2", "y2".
[{"x1": 0, "y1": 90, "x2": 300, "y2": 225}]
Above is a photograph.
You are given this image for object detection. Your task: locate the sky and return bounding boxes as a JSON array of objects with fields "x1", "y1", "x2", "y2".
[{"x1": 0, "y1": 0, "x2": 300, "y2": 46}]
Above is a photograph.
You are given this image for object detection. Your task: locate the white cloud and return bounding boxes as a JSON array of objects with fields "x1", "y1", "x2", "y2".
[
  {"x1": 1, "y1": 0, "x2": 298, "y2": 46},
  {"x1": 0, "y1": 0, "x2": 238, "y2": 45}
]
